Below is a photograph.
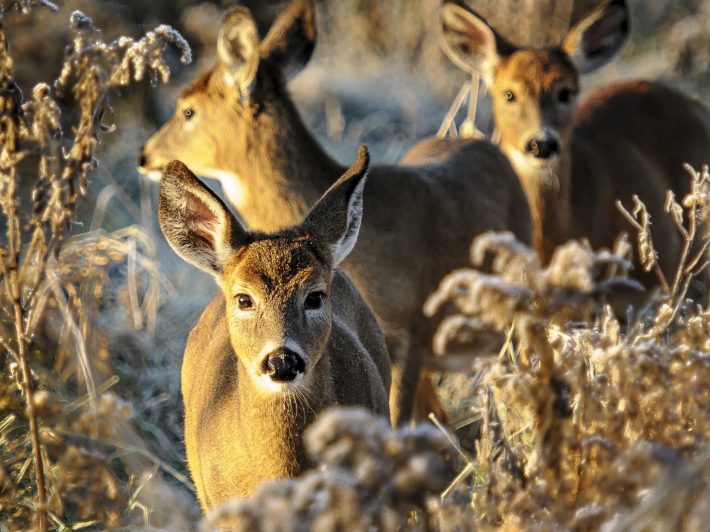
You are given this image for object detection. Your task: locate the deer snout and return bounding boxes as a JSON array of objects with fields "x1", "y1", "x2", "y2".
[
  {"x1": 261, "y1": 347, "x2": 306, "y2": 383},
  {"x1": 138, "y1": 146, "x2": 147, "y2": 168},
  {"x1": 136, "y1": 145, "x2": 165, "y2": 182},
  {"x1": 525, "y1": 133, "x2": 560, "y2": 160}
]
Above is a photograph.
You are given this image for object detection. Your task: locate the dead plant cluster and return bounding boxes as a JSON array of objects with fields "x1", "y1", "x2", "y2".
[
  {"x1": 420, "y1": 165, "x2": 710, "y2": 530},
  {"x1": 0, "y1": 3, "x2": 190, "y2": 529}
]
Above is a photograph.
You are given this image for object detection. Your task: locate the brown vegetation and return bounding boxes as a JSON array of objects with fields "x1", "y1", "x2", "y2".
[{"x1": 0, "y1": 3, "x2": 189, "y2": 528}]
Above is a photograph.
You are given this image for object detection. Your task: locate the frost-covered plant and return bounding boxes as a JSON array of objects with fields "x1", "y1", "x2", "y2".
[
  {"x1": 0, "y1": 5, "x2": 189, "y2": 529},
  {"x1": 202, "y1": 408, "x2": 455, "y2": 531},
  {"x1": 423, "y1": 166, "x2": 710, "y2": 530},
  {"x1": 424, "y1": 231, "x2": 638, "y2": 356}
]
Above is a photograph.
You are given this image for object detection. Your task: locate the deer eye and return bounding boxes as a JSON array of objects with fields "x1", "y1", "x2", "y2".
[
  {"x1": 504, "y1": 90, "x2": 516, "y2": 103},
  {"x1": 236, "y1": 293, "x2": 254, "y2": 310},
  {"x1": 183, "y1": 108, "x2": 195, "y2": 120},
  {"x1": 558, "y1": 88, "x2": 573, "y2": 103},
  {"x1": 304, "y1": 291, "x2": 325, "y2": 310}
]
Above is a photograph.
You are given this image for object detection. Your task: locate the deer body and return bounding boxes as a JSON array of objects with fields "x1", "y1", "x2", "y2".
[
  {"x1": 441, "y1": 0, "x2": 710, "y2": 278},
  {"x1": 183, "y1": 274, "x2": 388, "y2": 507},
  {"x1": 141, "y1": 1, "x2": 531, "y2": 424},
  {"x1": 158, "y1": 151, "x2": 390, "y2": 509}
]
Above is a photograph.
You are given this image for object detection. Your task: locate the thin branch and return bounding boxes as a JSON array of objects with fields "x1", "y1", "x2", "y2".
[{"x1": 616, "y1": 199, "x2": 670, "y2": 293}]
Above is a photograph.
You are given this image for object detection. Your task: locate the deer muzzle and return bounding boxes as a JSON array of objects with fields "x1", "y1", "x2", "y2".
[{"x1": 262, "y1": 347, "x2": 306, "y2": 383}]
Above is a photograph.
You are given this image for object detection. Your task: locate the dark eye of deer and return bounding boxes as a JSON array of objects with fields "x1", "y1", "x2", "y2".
[
  {"x1": 236, "y1": 293, "x2": 254, "y2": 310},
  {"x1": 558, "y1": 89, "x2": 572, "y2": 103},
  {"x1": 304, "y1": 292, "x2": 325, "y2": 310},
  {"x1": 504, "y1": 91, "x2": 516, "y2": 103},
  {"x1": 183, "y1": 108, "x2": 195, "y2": 120}
]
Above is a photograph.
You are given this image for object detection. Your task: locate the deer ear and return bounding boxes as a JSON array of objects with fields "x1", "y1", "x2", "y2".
[
  {"x1": 302, "y1": 145, "x2": 369, "y2": 266},
  {"x1": 159, "y1": 160, "x2": 247, "y2": 277},
  {"x1": 217, "y1": 7, "x2": 260, "y2": 97},
  {"x1": 563, "y1": 0, "x2": 629, "y2": 74},
  {"x1": 440, "y1": 0, "x2": 514, "y2": 85},
  {"x1": 261, "y1": 0, "x2": 316, "y2": 80}
]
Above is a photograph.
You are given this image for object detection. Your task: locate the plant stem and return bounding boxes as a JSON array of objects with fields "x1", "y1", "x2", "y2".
[{"x1": 11, "y1": 288, "x2": 48, "y2": 532}]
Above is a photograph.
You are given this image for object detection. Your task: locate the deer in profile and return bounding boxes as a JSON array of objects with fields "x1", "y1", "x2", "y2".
[
  {"x1": 440, "y1": 0, "x2": 710, "y2": 287},
  {"x1": 158, "y1": 148, "x2": 390, "y2": 509},
  {"x1": 140, "y1": 0, "x2": 532, "y2": 425}
]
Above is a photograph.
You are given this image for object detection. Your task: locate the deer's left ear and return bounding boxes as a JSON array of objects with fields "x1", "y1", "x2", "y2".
[
  {"x1": 302, "y1": 145, "x2": 369, "y2": 266},
  {"x1": 261, "y1": 0, "x2": 317, "y2": 80},
  {"x1": 563, "y1": 0, "x2": 630, "y2": 74}
]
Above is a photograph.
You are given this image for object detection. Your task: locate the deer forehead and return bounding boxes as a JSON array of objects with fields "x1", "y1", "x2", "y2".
[
  {"x1": 494, "y1": 49, "x2": 578, "y2": 96},
  {"x1": 222, "y1": 237, "x2": 330, "y2": 296},
  {"x1": 179, "y1": 69, "x2": 229, "y2": 108},
  {"x1": 181, "y1": 70, "x2": 213, "y2": 99}
]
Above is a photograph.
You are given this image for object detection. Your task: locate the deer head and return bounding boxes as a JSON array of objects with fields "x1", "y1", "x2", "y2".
[
  {"x1": 441, "y1": 0, "x2": 630, "y2": 179},
  {"x1": 158, "y1": 145, "x2": 369, "y2": 393},
  {"x1": 139, "y1": 0, "x2": 317, "y2": 200}
]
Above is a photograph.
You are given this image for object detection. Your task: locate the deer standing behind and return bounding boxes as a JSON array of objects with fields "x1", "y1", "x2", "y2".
[
  {"x1": 441, "y1": 0, "x2": 710, "y2": 287},
  {"x1": 140, "y1": 0, "x2": 532, "y2": 424},
  {"x1": 158, "y1": 148, "x2": 390, "y2": 510}
]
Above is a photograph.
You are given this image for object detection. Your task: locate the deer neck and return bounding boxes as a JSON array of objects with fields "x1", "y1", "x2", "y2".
[
  {"x1": 223, "y1": 97, "x2": 344, "y2": 232},
  {"x1": 507, "y1": 148, "x2": 573, "y2": 263},
  {"x1": 234, "y1": 353, "x2": 334, "y2": 475}
]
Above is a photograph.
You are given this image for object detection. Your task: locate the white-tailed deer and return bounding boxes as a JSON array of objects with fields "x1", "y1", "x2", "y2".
[
  {"x1": 140, "y1": 0, "x2": 532, "y2": 425},
  {"x1": 158, "y1": 147, "x2": 390, "y2": 509},
  {"x1": 441, "y1": 0, "x2": 710, "y2": 285}
]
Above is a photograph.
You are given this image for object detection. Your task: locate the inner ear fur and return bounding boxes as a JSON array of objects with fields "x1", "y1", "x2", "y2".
[
  {"x1": 217, "y1": 7, "x2": 260, "y2": 96},
  {"x1": 159, "y1": 160, "x2": 246, "y2": 276},
  {"x1": 440, "y1": 0, "x2": 515, "y2": 83}
]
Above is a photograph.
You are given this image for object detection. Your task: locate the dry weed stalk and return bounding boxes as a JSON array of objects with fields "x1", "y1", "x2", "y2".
[
  {"x1": 617, "y1": 164, "x2": 710, "y2": 334},
  {"x1": 423, "y1": 166, "x2": 710, "y2": 529},
  {"x1": 0, "y1": 6, "x2": 188, "y2": 529}
]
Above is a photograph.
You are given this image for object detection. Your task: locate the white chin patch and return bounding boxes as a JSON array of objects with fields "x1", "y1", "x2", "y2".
[
  {"x1": 137, "y1": 166, "x2": 163, "y2": 183},
  {"x1": 508, "y1": 149, "x2": 559, "y2": 178},
  {"x1": 254, "y1": 372, "x2": 305, "y2": 394},
  {"x1": 533, "y1": 153, "x2": 559, "y2": 167}
]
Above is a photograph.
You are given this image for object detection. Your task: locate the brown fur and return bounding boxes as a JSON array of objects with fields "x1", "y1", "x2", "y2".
[
  {"x1": 442, "y1": 0, "x2": 710, "y2": 287},
  {"x1": 141, "y1": 1, "x2": 532, "y2": 425},
  {"x1": 159, "y1": 156, "x2": 390, "y2": 510}
]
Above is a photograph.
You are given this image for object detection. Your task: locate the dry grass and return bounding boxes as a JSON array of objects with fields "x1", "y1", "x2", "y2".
[
  {"x1": 0, "y1": 1, "x2": 708, "y2": 531},
  {"x1": 0, "y1": 3, "x2": 191, "y2": 529}
]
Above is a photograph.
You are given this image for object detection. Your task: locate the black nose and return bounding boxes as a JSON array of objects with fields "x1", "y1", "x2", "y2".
[
  {"x1": 138, "y1": 147, "x2": 147, "y2": 168},
  {"x1": 525, "y1": 137, "x2": 559, "y2": 159},
  {"x1": 262, "y1": 348, "x2": 305, "y2": 383}
]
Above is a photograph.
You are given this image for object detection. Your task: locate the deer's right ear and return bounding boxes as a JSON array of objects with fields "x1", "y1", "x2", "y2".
[
  {"x1": 261, "y1": 0, "x2": 316, "y2": 80},
  {"x1": 440, "y1": 1, "x2": 513, "y2": 84},
  {"x1": 217, "y1": 7, "x2": 260, "y2": 97},
  {"x1": 159, "y1": 161, "x2": 246, "y2": 277},
  {"x1": 303, "y1": 145, "x2": 369, "y2": 266}
]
